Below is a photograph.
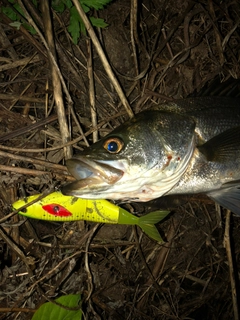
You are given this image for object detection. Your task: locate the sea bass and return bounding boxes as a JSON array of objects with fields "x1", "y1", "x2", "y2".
[
  {"x1": 62, "y1": 97, "x2": 240, "y2": 215},
  {"x1": 12, "y1": 192, "x2": 169, "y2": 242}
]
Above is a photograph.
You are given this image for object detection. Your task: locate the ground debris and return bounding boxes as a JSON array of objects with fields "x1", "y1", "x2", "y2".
[{"x1": 0, "y1": 0, "x2": 240, "y2": 319}]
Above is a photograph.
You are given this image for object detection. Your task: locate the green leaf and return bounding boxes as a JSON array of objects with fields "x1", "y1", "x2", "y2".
[
  {"x1": 52, "y1": 0, "x2": 66, "y2": 13},
  {"x1": 81, "y1": 3, "x2": 90, "y2": 13},
  {"x1": 32, "y1": 294, "x2": 82, "y2": 320},
  {"x1": 65, "y1": 0, "x2": 73, "y2": 9},
  {"x1": 22, "y1": 22, "x2": 37, "y2": 35},
  {"x1": 13, "y1": 2, "x2": 25, "y2": 17},
  {"x1": 81, "y1": 0, "x2": 113, "y2": 10},
  {"x1": 90, "y1": 16, "x2": 108, "y2": 28},
  {"x1": 1, "y1": 7, "x2": 18, "y2": 21},
  {"x1": 68, "y1": 6, "x2": 81, "y2": 44},
  {"x1": 1, "y1": 0, "x2": 112, "y2": 44},
  {"x1": 1, "y1": 2, "x2": 36, "y2": 34}
]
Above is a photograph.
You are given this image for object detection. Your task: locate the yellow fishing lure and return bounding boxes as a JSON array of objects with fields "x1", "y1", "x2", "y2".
[{"x1": 12, "y1": 192, "x2": 169, "y2": 242}]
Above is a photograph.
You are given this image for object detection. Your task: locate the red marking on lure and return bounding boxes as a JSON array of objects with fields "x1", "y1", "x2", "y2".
[{"x1": 42, "y1": 203, "x2": 73, "y2": 217}]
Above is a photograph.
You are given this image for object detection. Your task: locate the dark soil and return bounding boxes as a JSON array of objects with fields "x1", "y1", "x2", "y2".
[{"x1": 0, "y1": 0, "x2": 240, "y2": 319}]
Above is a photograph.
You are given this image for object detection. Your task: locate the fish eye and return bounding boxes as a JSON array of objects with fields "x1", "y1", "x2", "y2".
[{"x1": 103, "y1": 137, "x2": 124, "y2": 154}]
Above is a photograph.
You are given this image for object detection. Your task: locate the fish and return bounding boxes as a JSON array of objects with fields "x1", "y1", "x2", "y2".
[
  {"x1": 61, "y1": 97, "x2": 240, "y2": 215},
  {"x1": 12, "y1": 191, "x2": 169, "y2": 242}
]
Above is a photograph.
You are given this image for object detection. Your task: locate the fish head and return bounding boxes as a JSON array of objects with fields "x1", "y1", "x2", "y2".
[{"x1": 62, "y1": 110, "x2": 196, "y2": 201}]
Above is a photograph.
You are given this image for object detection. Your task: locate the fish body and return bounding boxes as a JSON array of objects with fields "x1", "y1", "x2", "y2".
[
  {"x1": 12, "y1": 191, "x2": 169, "y2": 241},
  {"x1": 62, "y1": 97, "x2": 240, "y2": 215}
]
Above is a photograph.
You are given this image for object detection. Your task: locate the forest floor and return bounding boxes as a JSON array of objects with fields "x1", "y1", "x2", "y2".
[{"x1": 0, "y1": 0, "x2": 240, "y2": 319}]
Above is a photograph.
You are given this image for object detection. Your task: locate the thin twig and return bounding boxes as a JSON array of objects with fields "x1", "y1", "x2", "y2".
[
  {"x1": 0, "y1": 226, "x2": 33, "y2": 277},
  {"x1": 0, "y1": 150, "x2": 67, "y2": 172},
  {"x1": 87, "y1": 38, "x2": 98, "y2": 143},
  {"x1": 0, "y1": 164, "x2": 74, "y2": 181},
  {"x1": 84, "y1": 224, "x2": 101, "y2": 319},
  {"x1": 224, "y1": 211, "x2": 239, "y2": 320},
  {"x1": 0, "y1": 113, "x2": 59, "y2": 142},
  {"x1": 72, "y1": 0, "x2": 134, "y2": 119},
  {"x1": 40, "y1": 1, "x2": 72, "y2": 159},
  {"x1": 0, "y1": 110, "x2": 127, "y2": 153}
]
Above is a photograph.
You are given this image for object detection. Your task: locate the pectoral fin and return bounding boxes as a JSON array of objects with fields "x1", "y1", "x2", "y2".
[
  {"x1": 207, "y1": 182, "x2": 240, "y2": 215},
  {"x1": 198, "y1": 126, "x2": 240, "y2": 162}
]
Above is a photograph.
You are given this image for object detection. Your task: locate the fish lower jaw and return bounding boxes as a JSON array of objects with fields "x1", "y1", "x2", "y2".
[
  {"x1": 70, "y1": 176, "x2": 180, "y2": 202},
  {"x1": 68, "y1": 158, "x2": 194, "y2": 201}
]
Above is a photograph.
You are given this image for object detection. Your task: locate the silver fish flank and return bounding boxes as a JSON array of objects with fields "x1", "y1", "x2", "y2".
[{"x1": 62, "y1": 97, "x2": 240, "y2": 215}]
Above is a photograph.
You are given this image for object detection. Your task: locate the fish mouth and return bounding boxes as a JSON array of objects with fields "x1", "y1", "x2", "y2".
[{"x1": 62, "y1": 157, "x2": 124, "y2": 196}]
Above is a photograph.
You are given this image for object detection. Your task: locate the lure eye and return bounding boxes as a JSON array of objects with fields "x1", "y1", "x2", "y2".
[
  {"x1": 103, "y1": 138, "x2": 124, "y2": 154},
  {"x1": 53, "y1": 206, "x2": 60, "y2": 213},
  {"x1": 42, "y1": 204, "x2": 72, "y2": 217}
]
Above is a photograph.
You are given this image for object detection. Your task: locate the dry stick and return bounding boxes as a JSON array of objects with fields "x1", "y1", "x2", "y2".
[
  {"x1": 0, "y1": 110, "x2": 127, "y2": 153},
  {"x1": 27, "y1": 226, "x2": 96, "y2": 292},
  {"x1": 135, "y1": 3, "x2": 196, "y2": 110},
  {"x1": 152, "y1": 1, "x2": 195, "y2": 61},
  {"x1": 0, "y1": 226, "x2": 33, "y2": 277},
  {"x1": 0, "y1": 23, "x2": 18, "y2": 60},
  {"x1": 137, "y1": 17, "x2": 209, "y2": 110},
  {"x1": 137, "y1": 220, "x2": 176, "y2": 309},
  {"x1": 87, "y1": 39, "x2": 98, "y2": 143},
  {"x1": 1, "y1": 11, "x2": 47, "y2": 58},
  {"x1": 0, "y1": 55, "x2": 42, "y2": 72},
  {"x1": 224, "y1": 211, "x2": 239, "y2": 320},
  {"x1": 23, "y1": 0, "x2": 87, "y2": 91},
  {"x1": 208, "y1": 0, "x2": 224, "y2": 66},
  {"x1": 85, "y1": 224, "x2": 100, "y2": 301},
  {"x1": 47, "y1": 258, "x2": 77, "y2": 296},
  {"x1": 72, "y1": 0, "x2": 134, "y2": 119},
  {"x1": 0, "y1": 164, "x2": 74, "y2": 181},
  {"x1": 17, "y1": 0, "x2": 74, "y2": 160},
  {"x1": 0, "y1": 113, "x2": 59, "y2": 142},
  {"x1": 40, "y1": 1, "x2": 72, "y2": 160},
  {"x1": 9, "y1": 70, "x2": 40, "y2": 110},
  {"x1": 84, "y1": 224, "x2": 102, "y2": 320},
  {"x1": 0, "y1": 150, "x2": 67, "y2": 172},
  {"x1": 202, "y1": 4, "x2": 238, "y2": 66},
  {"x1": 16, "y1": 0, "x2": 72, "y2": 101},
  {"x1": 0, "y1": 308, "x2": 35, "y2": 314},
  {"x1": 70, "y1": 48, "x2": 120, "y2": 104},
  {"x1": 0, "y1": 189, "x2": 56, "y2": 224},
  {"x1": 0, "y1": 93, "x2": 46, "y2": 103},
  {"x1": 222, "y1": 20, "x2": 240, "y2": 51},
  {"x1": 130, "y1": 0, "x2": 140, "y2": 92},
  {"x1": 9, "y1": 187, "x2": 19, "y2": 263}
]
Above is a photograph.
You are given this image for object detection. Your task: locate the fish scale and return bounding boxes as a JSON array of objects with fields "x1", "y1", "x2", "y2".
[{"x1": 62, "y1": 97, "x2": 240, "y2": 215}]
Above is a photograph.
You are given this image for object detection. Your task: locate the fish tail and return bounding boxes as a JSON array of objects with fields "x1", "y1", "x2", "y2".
[{"x1": 137, "y1": 211, "x2": 169, "y2": 242}]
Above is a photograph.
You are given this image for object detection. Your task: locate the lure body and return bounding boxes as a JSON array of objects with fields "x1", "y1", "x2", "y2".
[{"x1": 12, "y1": 192, "x2": 169, "y2": 242}]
